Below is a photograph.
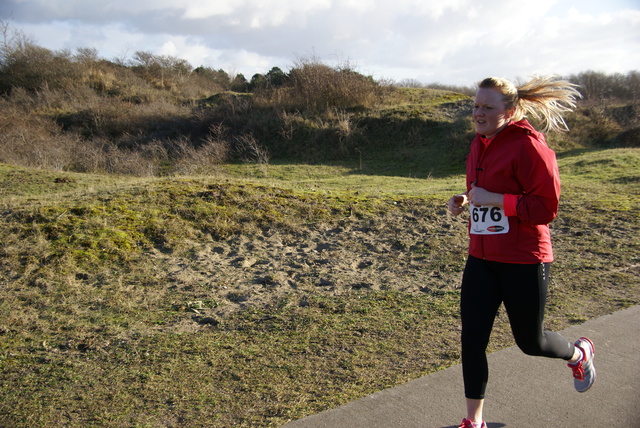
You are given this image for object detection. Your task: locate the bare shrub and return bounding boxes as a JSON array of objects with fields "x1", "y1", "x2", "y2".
[
  {"x1": 200, "y1": 91, "x2": 253, "y2": 116},
  {"x1": 0, "y1": 97, "x2": 81, "y2": 170},
  {"x1": 65, "y1": 137, "x2": 111, "y2": 173},
  {"x1": 130, "y1": 51, "x2": 193, "y2": 91},
  {"x1": 272, "y1": 57, "x2": 381, "y2": 111},
  {"x1": 568, "y1": 70, "x2": 640, "y2": 101},
  {"x1": 278, "y1": 110, "x2": 301, "y2": 141},
  {"x1": 82, "y1": 67, "x2": 119, "y2": 94},
  {"x1": 54, "y1": 93, "x2": 193, "y2": 145},
  {"x1": 105, "y1": 150, "x2": 157, "y2": 176},
  {"x1": 173, "y1": 133, "x2": 230, "y2": 176},
  {"x1": 0, "y1": 21, "x2": 79, "y2": 94},
  {"x1": 328, "y1": 108, "x2": 361, "y2": 139},
  {"x1": 326, "y1": 107, "x2": 363, "y2": 156},
  {"x1": 67, "y1": 137, "x2": 169, "y2": 176},
  {"x1": 89, "y1": 125, "x2": 233, "y2": 177},
  {"x1": 157, "y1": 133, "x2": 227, "y2": 176},
  {"x1": 35, "y1": 84, "x2": 102, "y2": 114},
  {"x1": 235, "y1": 133, "x2": 270, "y2": 175},
  {"x1": 272, "y1": 107, "x2": 366, "y2": 161},
  {"x1": 565, "y1": 103, "x2": 625, "y2": 146},
  {"x1": 176, "y1": 73, "x2": 224, "y2": 100}
]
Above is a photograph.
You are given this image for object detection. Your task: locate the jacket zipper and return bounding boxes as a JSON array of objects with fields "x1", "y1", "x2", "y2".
[{"x1": 475, "y1": 140, "x2": 488, "y2": 259}]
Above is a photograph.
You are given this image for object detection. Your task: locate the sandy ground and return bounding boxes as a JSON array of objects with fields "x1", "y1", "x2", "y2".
[{"x1": 149, "y1": 201, "x2": 470, "y2": 326}]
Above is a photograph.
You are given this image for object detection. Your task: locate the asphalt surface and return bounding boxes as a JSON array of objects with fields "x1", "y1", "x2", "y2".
[{"x1": 282, "y1": 305, "x2": 640, "y2": 428}]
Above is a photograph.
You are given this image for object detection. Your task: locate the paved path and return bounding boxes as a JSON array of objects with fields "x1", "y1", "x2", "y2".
[{"x1": 282, "y1": 305, "x2": 639, "y2": 428}]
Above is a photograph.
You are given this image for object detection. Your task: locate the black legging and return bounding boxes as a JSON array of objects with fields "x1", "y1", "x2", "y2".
[{"x1": 460, "y1": 255, "x2": 576, "y2": 399}]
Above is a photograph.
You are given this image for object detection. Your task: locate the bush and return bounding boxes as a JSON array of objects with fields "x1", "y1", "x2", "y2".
[
  {"x1": 0, "y1": 95, "x2": 82, "y2": 170},
  {"x1": 266, "y1": 57, "x2": 382, "y2": 111},
  {"x1": 0, "y1": 45, "x2": 79, "y2": 95},
  {"x1": 568, "y1": 70, "x2": 640, "y2": 101}
]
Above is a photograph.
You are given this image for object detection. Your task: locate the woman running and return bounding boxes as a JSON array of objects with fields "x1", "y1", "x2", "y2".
[{"x1": 447, "y1": 76, "x2": 596, "y2": 428}]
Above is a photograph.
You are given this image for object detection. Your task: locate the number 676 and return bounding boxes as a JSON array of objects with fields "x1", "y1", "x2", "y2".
[{"x1": 472, "y1": 206, "x2": 502, "y2": 222}]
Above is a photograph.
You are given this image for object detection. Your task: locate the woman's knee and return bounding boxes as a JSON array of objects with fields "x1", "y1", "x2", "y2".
[{"x1": 514, "y1": 337, "x2": 544, "y2": 356}]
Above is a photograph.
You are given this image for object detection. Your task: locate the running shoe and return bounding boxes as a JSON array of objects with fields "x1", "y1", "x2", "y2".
[
  {"x1": 458, "y1": 418, "x2": 487, "y2": 428},
  {"x1": 568, "y1": 336, "x2": 596, "y2": 392}
]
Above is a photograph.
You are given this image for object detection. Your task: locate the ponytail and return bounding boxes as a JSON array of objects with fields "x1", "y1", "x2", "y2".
[{"x1": 478, "y1": 75, "x2": 582, "y2": 133}]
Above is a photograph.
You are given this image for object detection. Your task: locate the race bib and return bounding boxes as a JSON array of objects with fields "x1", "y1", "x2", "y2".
[{"x1": 470, "y1": 204, "x2": 509, "y2": 235}]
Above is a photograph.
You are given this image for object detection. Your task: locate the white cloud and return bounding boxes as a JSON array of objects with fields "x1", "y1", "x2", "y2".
[
  {"x1": 181, "y1": 0, "x2": 238, "y2": 19},
  {"x1": 158, "y1": 38, "x2": 212, "y2": 65},
  {"x1": 182, "y1": 0, "x2": 334, "y2": 28}
]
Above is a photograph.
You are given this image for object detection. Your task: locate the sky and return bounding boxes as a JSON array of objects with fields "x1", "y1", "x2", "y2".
[{"x1": 1, "y1": 0, "x2": 639, "y2": 86}]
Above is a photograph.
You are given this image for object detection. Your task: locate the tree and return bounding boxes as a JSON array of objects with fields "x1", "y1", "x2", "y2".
[
  {"x1": 194, "y1": 66, "x2": 232, "y2": 90},
  {"x1": 230, "y1": 73, "x2": 248, "y2": 92},
  {"x1": 130, "y1": 51, "x2": 193, "y2": 88},
  {"x1": 266, "y1": 66, "x2": 288, "y2": 87},
  {"x1": 0, "y1": 19, "x2": 33, "y2": 66},
  {"x1": 249, "y1": 73, "x2": 267, "y2": 90}
]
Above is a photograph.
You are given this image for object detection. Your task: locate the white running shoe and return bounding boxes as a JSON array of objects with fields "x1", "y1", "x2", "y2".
[{"x1": 568, "y1": 337, "x2": 596, "y2": 392}]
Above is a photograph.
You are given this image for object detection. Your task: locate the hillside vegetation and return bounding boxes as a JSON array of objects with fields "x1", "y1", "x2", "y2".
[
  {"x1": 1, "y1": 20, "x2": 639, "y2": 176},
  {"x1": 0, "y1": 21, "x2": 639, "y2": 427}
]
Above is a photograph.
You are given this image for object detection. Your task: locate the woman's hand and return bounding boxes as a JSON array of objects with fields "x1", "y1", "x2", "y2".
[
  {"x1": 468, "y1": 183, "x2": 504, "y2": 207},
  {"x1": 449, "y1": 183, "x2": 505, "y2": 216},
  {"x1": 448, "y1": 193, "x2": 469, "y2": 216}
]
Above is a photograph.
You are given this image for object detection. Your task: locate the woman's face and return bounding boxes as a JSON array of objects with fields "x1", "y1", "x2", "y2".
[{"x1": 473, "y1": 87, "x2": 513, "y2": 137}]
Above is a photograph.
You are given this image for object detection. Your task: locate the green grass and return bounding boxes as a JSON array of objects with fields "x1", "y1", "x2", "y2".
[
  {"x1": 2, "y1": 291, "x2": 462, "y2": 427},
  {"x1": 1, "y1": 147, "x2": 639, "y2": 427}
]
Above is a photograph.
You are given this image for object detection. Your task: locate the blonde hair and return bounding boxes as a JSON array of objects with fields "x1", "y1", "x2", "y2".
[{"x1": 478, "y1": 75, "x2": 582, "y2": 133}]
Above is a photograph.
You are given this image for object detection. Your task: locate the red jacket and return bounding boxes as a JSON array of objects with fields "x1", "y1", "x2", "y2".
[{"x1": 465, "y1": 119, "x2": 561, "y2": 263}]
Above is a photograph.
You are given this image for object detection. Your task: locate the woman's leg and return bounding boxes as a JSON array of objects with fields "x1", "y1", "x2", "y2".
[
  {"x1": 465, "y1": 398, "x2": 485, "y2": 425},
  {"x1": 460, "y1": 256, "x2": 503, "y2": 400},
  {"x1": 500, "y1": 262, "x2": 575, "y2": 360}
]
